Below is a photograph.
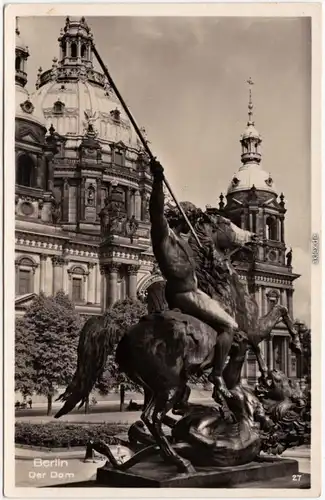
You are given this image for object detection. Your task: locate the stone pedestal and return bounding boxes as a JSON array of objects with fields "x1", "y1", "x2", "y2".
[{"x1": 96, "y1": 456, "x2": 300, "y2": 488}]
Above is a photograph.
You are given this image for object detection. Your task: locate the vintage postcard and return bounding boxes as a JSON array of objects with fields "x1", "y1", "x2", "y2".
[{"x1": 3, "y1": 2, "x2": 322, "y2": 498}]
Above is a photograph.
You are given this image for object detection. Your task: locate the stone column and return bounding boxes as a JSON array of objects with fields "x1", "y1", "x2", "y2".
[
  {"x1": 249, "y1": 213, "x2": 253, "y2": 232},
  {"x1": 87, "y1": 263, "x2": 96, "y2": 304},
  {"x1": 287, "y1": 289, "x2": 294, "y2": 317},
  {"x1": 276, "y1": 218, "x2": 280, "y2": 241},
  {"x1": 134, "y1": 190, "x2": 141, "y2": 220},
  {"x1": 100, "y1": 265, "x2": 107, "y2": 311},
  {"x1": 258, "y1": 286, "x2": 263, "y2": 314},
  {"x1": 127, "y1": 265, "x2": 139, "y2": 299},
  {"x1": 39, "y1": 254, "x2": 47, "y2": 293},
  {"x1": 36, "y1": 155, "x2": 43, "y2": 189},
  {"x1": 45, "y1": 154, "x2": 54, "y2": 192},
  {"x1": 80, "y1": 177, "x2": 86, "y2": 221},
  {"x1": 62, "y1": 178, "x2": 69, "y2": 222},
  {"x1": 280, "y1": 217, "x2": 285, "y2": 243},
  {"x1": 51, "y1": 256, "x2": 65, "y2": 294},
  {"x1": 141, "y1": 191, "x2": 146, "y2": 221},
  {"x1": 107, "y1": 263, "x2": 120, "y2": 307},
  {"x1": 126, "y1": 188, "x2": 132, "y2": 218},
  {"x1": 261, "y1": 287, "x2": 266, "y2": 316},
  {"x1": 96, "y1": 264, "x2": 101, "y2": 305},
  {"x1": 280, "y1": 289, "x2": 286, "y2": 307}
]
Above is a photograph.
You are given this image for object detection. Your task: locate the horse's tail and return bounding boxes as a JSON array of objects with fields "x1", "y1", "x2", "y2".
[{"x1": 54, "y1": 315, "x2": 114, "y2": 418}]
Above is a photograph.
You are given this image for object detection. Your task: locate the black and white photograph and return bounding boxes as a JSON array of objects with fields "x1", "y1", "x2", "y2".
[{"x1": 3, "y1": 3, "x2": 322, "y2": 497}]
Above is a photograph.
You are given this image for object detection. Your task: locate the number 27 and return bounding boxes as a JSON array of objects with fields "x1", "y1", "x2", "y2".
[{"x1": 292, "y1": 474, "x2": 302, "y2": 481}]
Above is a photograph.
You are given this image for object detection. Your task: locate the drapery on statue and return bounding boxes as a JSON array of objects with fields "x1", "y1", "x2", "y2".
[{"x1": 55, "y1": 159, "x2": 304, "y2": 475}]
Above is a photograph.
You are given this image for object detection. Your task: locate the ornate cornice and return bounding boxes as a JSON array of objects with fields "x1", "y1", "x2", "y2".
[{"x1": 99, "y1": 248, "x2": 141, "y2": 261}]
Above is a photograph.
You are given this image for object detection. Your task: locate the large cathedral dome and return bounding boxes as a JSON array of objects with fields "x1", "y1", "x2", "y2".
[{"x1": 30, "y1": 17, "x2": 140, "y2": 151}]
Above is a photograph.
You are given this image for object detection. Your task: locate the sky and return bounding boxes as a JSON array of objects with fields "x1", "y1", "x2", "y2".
[{"x1": 19, "y1": 16, "x2": 311, "y2": 322}]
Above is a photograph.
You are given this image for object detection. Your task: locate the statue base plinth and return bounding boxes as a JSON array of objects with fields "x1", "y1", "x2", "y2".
[{"x1": 96, "y1": 455, "x2": 301, "y2": 488}]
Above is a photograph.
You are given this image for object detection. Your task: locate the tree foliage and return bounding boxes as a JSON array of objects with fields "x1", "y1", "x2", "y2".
[
  {"x1": 15, "y1": 318, "x2": 36, "y2": 397},
  {"x1": 15, "y1": 291, "x2": 83, "y2": 414}
]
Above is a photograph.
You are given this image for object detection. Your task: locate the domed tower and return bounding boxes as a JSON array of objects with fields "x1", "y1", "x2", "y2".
[{"x1": 217, "y1": 79, "x2": 300, "y2": 383}]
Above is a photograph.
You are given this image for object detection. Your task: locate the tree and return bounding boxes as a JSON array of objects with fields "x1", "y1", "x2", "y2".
[
  {"x1": 18, "y1": 291, "x2": 83, "y2": 415},
  {"x1": 15, "y1": 318, "x2": 36, "y2": 398},
  {"x1": 95, "y1": 297, "x2": 147, "y2": 409}
]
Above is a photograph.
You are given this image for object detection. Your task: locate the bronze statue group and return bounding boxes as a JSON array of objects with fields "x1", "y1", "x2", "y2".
[{"x1": 55, "y1": 158, "x2": 308, "y2": 474}]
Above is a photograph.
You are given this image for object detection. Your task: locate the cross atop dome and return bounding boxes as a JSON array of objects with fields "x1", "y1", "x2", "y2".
[
  {"x1": 247, "y1": 77, "x2": 254, "y2": 125},
  {"x1": 240, "y1": 78, "x2": 262, "y2": 166}
]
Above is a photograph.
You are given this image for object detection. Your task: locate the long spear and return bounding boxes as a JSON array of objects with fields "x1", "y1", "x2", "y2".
[{"x1": 91, "y1": 42, "x2": 202, "y2": 249}]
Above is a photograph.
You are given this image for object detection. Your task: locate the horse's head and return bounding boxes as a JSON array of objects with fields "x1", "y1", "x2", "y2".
[
  {"x1": 165, "y1": 201, "x2": 201, "y2": 234},
  {"x1": 207, "y1": 213, "x2": 258, "y2": 252}
]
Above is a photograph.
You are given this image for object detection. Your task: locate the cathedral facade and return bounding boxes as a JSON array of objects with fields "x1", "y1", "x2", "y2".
[
  {"x1": 15, "y1": 18, "x2": 299, "y2": 380},
  {"x1": 15, "y1": 17, "x2": 163, "y2": 318}
]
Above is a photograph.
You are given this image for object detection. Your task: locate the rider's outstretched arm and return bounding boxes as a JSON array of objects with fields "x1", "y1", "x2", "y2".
[{"x1": 149, "y1": 170, "x2": 169, "y2": 244}]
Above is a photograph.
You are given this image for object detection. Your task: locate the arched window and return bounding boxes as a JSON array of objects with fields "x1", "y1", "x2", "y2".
[
  {"x1": 16, "y1": 154, "x2": 35, "y2": 187},
  {"x1": 15, "y1": 257, "x2": 37, "y2": 296},
  {"x1": 265, "y1": 216, "x2": 278, "y2": 241},
  {"x1": 81, "y1": 44, "x2": 86, "y2": 58},
  {"x1": 71, "y1": 43, "x2": 77, "y2": 58},
  {"x1": 53, "y1": 100, "x2": 65, "y2": 115},
  {"x1": 15, "y1": 56, "x2": 21, "y2": 71}
]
